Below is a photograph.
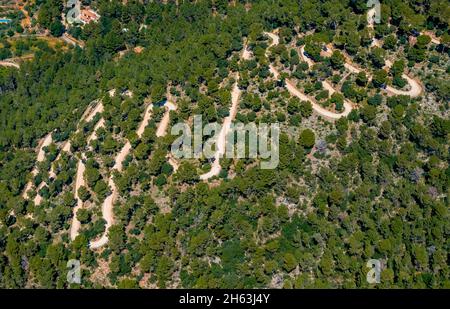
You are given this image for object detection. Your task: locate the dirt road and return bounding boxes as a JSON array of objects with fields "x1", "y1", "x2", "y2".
[
  {"x1": 136, "y1": 105, "x2": 153, "y2": 137},
  {"x1": 70, "y1": 156, "x2": 86, "y2": 240},
  {"x1": 285, "y1": 80, "x2": 352, "y2": 119},
  {"x1": 89, "y1": 177, "x2": 117, "y2": 249},
  {"x1": 0, "y1": 61, "x2": 20, "y2": 69},
  {"x1": 23, "y1": 99, "x2": 104, "y2": 203},
  {"x1": 422, "y1": 31, "x2": 441, "y2": 45},
  {"x1": 386, "y1": 74, "x2": 422, "y2": 97},
  {"x1": 200, "y1": 74, "x2": 241, "y2": 180},
  {"x1": 49, "y1": 102, "x2": 103, "y2": 179},
  {"x1": 154, "y1": 101, "x2": 181, "y2": 171},
  {"x1": 70, "y1": 118, "x2": 106, "y2": 240},
  {"x1": 242, "y1": 44, "x2": 253, "y2": 60},
  {"x1": 87, "y1": 118, "x2": 105, "y2": 143},
  {"x1": 383, "y1": 60, "x2": 422, "y2": 97},
  {"x1": 61, "y1": 33, "x2": 85, "y2": 49},
  {"x1": 156, "y1": 102, "x2": 176, "y2": 137},
  {"x1": 264, "y1": 32, "x2": 281, "y2": 79},
  {"x1": 300, "y1": 45, "x2": 314, "y2": 68},
  {"x1": 89, "y1": 103, "x2": 153, "y2": 249},
  {"x1": 367, "y1": 7, "x2": 376, "y2": 29},
  {"x1": 324, "y1": 46, "x2": 422, "y2": 97},
  {"x1": 32, "y1": 133, "x2": 54, "y2": 206},
  {"x1": 70, "y1": 102, "x2": 106, "y2": 240},
  {"x1": 268, "y1": 32, "x2": 352, "y2": 120},
  {"x1": 167, "y1": 154, "x2": 180, "y2": 172},
  {"x1": 22, "y1": 133, "x2": 53, "y2": 199}
]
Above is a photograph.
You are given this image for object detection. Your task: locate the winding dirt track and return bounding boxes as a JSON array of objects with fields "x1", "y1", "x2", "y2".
[
  {"x1": 200, "y1": 31, "x2": 352, "y2": 181},
  {"x1": 154, "y1": 101, "x2": 181, "y2": 171},
  {"x1": 156, "y1": 101, "x2": 177, "y2": 137},
  {"x1": 299, "y1": 11, "x2": 423, "y2": 101},
  {"x1": 386, "y1": 74, "x2": 422, "y2": 97},
  {"x1": 270, "y1": 17, "x2": 424, "y2": 119},
  {"x1": 83, "y1": 13, "x2": 424, "y2": 245},
  {"x1": 70, "y1": 155, "x2": 87, "y2": 240},
  {"x1": 301, "y1": 44, "x2": 354, "y2": 118},
  {"x1": 69, "y1": 101, "x2": 105, "y2": 240},
  {"x1": 422, "y1": 31, "x2": 441, "y2": 45},
  {"x1": 89, "y1": 103, "x2": 153, "y2": 249},
  {"x1": 50, "y1": 102, "x2": 104, "y2": 180},
  {"x1": 242, "y1": 44, "x2": 253, "y2": 60},
  {"x1": 313, "y1": 9, "x2": 423, "y2": 99},
  {"x1": 270, "y1": 34, "x2": 352, "y2": 120},
  {"x1": 25, "y1": 6, "x2": 432, "y2": 246},
  {"x1": 299, "y1": 45, "x2": 315, "y2": 68},
  {"x1": 0, "y1": 61, "x2": 20, "y2": 69},
  {"x1": 328, "y1": 47, "x2": 423, "y2": 97},
  {"x1": 23, "y1": 99, "x2": 105, "y2": 204},
  {"x1": 285, "y1": 80, "x2": 352, "y2": 119},
  {"x1": 167, "y1": 154, "x2": 180, "y2": 172},
  {"x1": 70, "y1": 118, "x2": 105, "y2": 240},
  {"x1": 22, "y1": 133, "x2": 53, "y2": 200},
  {"x1": 383, "y1": 60, "x2": 422, "y2": 97},
  {"x1": 264, "y1": 32, "x2": 281, "y2": 79},
  {"x1": 30, "y1": 133, "x2": 54, "y2": 205},
  {"x1": 200, "y1": 74, "x2": 241, "y2": 180}
]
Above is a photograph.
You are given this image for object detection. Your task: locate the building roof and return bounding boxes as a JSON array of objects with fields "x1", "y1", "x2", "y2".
[
  {"x1": 133, "y1": 46, "x2": 144, "y2": 54},
  {"x1": 80, "y1": 9, "x2": 100, "y2": 24}
]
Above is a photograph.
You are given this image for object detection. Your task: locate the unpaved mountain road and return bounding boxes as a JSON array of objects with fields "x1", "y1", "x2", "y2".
[
  {"x1": 264, "y1": 32, "x2": 281, "y2": 79},
  {"x1": 0, "y1": 61, "x2": 20, "y2": 69},
  {"x1": 153, "y1": 101, "x2": 181, "y2": 172},
  {"x1": 269, "y1": 20, "x2": 423, "y2": 120},
  {"x1": 23, "y1": 100, "x2": 105, "y2": 203},
  {"x1": 242, "y1": 44, "x2": 253, "y2": 60},
  {"x1": 156, "y1": 101, "x2": 177, "y2": 137},
  {"x1": 285, "y1": 79, "x2": 352, "y2": 119},
  {"x1": 270, "y1": 33, "x2": 353, "y2": 120},
  {"x1": 69, "y1": 101, "x2": 105, "y2": 240},
  {"x1": 70, "y1": 117, "x2": 105, "y2": 240},
  {"x1": 200, "y1": 74, "x2": 241, "y2": 180},
  {"x1": 22, "y1": 133, "x2": 53, "y2": 200},
  {"x1": 70, "y1": 156, "x2": 86, "y2": 240},
  {"x1": 383, "y1": 60, "x2": 422, "y2": 97},
  {"x1": 89, "y1": 103, "x2": 153, "y2": 249}
]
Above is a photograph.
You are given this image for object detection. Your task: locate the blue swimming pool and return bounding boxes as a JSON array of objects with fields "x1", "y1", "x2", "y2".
[{"x1": 0, "y1": 19, "x2": 12, "y2": 24}]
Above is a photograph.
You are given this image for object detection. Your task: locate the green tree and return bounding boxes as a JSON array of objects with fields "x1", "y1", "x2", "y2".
[
  {"x1": 304, "y1": 43, "x2": 321, "y2": 62},
  {"x1": 299, "y1": 129, "x2": 316, "y2": 149},
  {"x1": 50, "y1": 20, "x2": 64, "y2": 37},
  {"x1": 356, "y1": 72, "x2": 368, "y2": 87},
  {"x1": 176, "y1": 162, "x2": 199, "y2": 184},
  {"x1": 330, "y1": 50, "x2": 344, "y2": 70},
  {"x1": 372, "y1": 69, "x2": 388, "y2": 88},
  {"x1": 78, "y1": 186, "x2": 90, "y2": 202},
  {"x1": 283, "y1": 253, "x2": 297, "y2": 272},
  {"x1": 76, "y1": 208, "x2": 91, "y2": 224}
]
